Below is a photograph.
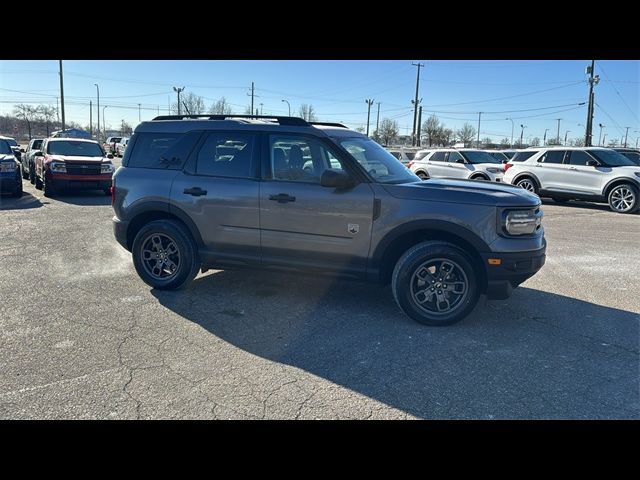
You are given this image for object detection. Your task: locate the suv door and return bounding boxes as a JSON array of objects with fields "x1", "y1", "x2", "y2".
[
  {"x1": 563, "y1": 150, "x2": 606, "y2": 195},
  {"x1": 425, "y1": 151, "x2": 448, "y2": 177},
  {"x1": 445, "y1": 151, "x2": 469, "y2": 179},
  {"x1": 170, "y1": 131, "x2": 261, "y2": 266},
  {"x1": 535, "y1": 150, "x2": 567, "y2": 190},
  {"x1": 259, "y1": 134, "x2": 375, "y2": 277}
]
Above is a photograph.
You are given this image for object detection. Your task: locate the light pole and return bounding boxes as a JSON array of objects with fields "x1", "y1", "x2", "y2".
[
  {"x1": 564, "y1": 130, "x2": 571, "y2": 146},
  {"x1": 506, "y1": 118, "x2": 514, "y2": 148},
  {"x1": 623, "y1": 126, "x2": 630, "y2": 147},
  {"x1": 365, "y1": 99, "x2": 374, "y2": 137},
  {"x1": 259, "y1": 103, "x2": 263, "y2": 115},
  {"x1": 602, "y1": 133, "x2": 607, "y2": 146},
  {"x1": 543, "y1": 128, "x2": 549, "y2": 146},
  {"x1": 519, "y1": 124, "x2": 527, "y2": 147},
  {"x1": 173, "y1": 86, "x2": 185, "y2": 115},
  {"x1": 281, "y1": 99, "x2": 291, "y2": 116},
  {"x1": 94, "y1": 83, "x2": 100, "y2": 142},
  {"x1": 138, "y1": 103, "x2": 141, "y2": 123},
  {"x1": 598, "y1": 123, "x2": 605, "y2": 146},
  {"x1": 102, "y1": 105, "x2": 108, "y2": 141}
]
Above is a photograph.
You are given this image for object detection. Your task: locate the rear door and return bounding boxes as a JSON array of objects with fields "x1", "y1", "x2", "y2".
[
  {"x1": 425, "y1": 151, "x2": 449, "y2": 177},
  {"x1": 259, "y1": 133, "x2": 374, "y2": 277},
  {"x1": 563, "y1": 150, "x2": 606, "y2": 194},
  {"x1": 536, "y1": 150, "x2": 567, "y2": 190},
  {"x1": 170, "y1": 130, "x2": 261, "y2": 266},
  {"x1": 445, "y1": 151, "x2": 469, "y2": 179}
]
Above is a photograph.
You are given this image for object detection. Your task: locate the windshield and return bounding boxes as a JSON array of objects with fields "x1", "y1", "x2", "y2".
[
  {"x1": 4, "y1": 138, "x2": 18, "y2": 147},
  {"x1": 0, "y1": 140, "x2": 13, "y2": 154},
  {"x1": 461, "y1": 150, "x2": 502, "y2": 164},
  {"x1": 338, "y1": 137, "x2": 419, "y2": 184},
  {"x1": 590, "y1": 149, "x2": 636, "y2": 167},
  {"x1": 47, "y1": 141, "x2": 104, "y2": 157},
  {"x1": 488, "y1": 151, "x2": 508, "y2": 162},
  {"x1": 619, "y1": 151, "x2": 640, "y2": 165}
]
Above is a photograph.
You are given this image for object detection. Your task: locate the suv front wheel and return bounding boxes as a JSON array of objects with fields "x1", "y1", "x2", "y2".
[
  {"x1": 392, "y1": 241, "x2": 480, "y2": 326},
  {"x1": 132, "y1": 219, "x2": 200, "y2": 290},
  {"x1": 608, "y1": 183, "x2": 639, "y2": 214}
]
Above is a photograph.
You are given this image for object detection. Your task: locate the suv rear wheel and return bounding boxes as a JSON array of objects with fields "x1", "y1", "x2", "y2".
[
  {"x1": 392, "y1": 241, "x2": 480, "y2": 326},
  {"x1": 608, "y1": 183, "x2": 639, "y2": 214},
  {"x1": 416, "y1": 171, "x2": 429, "y2": 180},
  {"x1": 132, "y1": 219, "x2": 200, "y2": 290},
  {"x1": 515, "y1": 177, "x2": 538, "y2": 194}
]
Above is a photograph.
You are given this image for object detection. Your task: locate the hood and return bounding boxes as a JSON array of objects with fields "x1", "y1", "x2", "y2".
[
  {"x1": 47, "y1": 155, "x2": 108, "y2": 163},
  {"x1": 0, "y1": 153, "x2": 17, "y2": 162},
  {"x1": 383, "y1": 178, "x2": 541, "y2": 207}
]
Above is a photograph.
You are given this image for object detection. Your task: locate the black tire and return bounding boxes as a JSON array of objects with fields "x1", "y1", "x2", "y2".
[
  {"x1": 470, "y1": 174, "x2": 489, "y2": 181},
  {"x1": 515, "y1": 176, "x2": 538, "y2": 195},
  {"x1": 43, "y1": 175, "x2": 56, "y2": 197},
  {"x1": 22, "y1": 166, "x2": 29, "y2": 180},
  {"x1": 12, "y1": 180, "x2": 23, "y2": 198},
  {"x1": 416, "y1": 171, "x2": 429, "y2": 180},
  {"x1": 392, "y1": 241, "x2": 480, "y2": 326},
  {"x1": 29, "y1": 163, "x2": 35, "y2": 184},
  {"x1": 607, "y1": 183, "x2": 639, "y2": 214},
  {"x1": 131, "y1": 219, "x2": 200, "y2": 290},
  {"x1": 552, "y1": 197, "x2": 570, "y2": 203},
  {"x1": 34, "y1": 171, "x2": 43, "y2": 190}
]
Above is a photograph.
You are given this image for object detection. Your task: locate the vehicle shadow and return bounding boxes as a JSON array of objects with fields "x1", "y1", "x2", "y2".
[
  {"x1": 50, "y1": 190, "x2": 112, "y2": 206},
  {"x1": 541, "y1": 198, "x2": 631, "y2": 213},
  {"x1": 0, "y1": 191, "x2": 43, "y2": 210},
  {"x1": 151, "y1": 269, "x2": 639, "y2": 419}
]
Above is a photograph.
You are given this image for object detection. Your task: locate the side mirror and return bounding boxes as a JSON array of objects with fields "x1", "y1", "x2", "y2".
[
  {"x1": 501, "y1": 159, "x2": 509, "y2": 164},
  {"x1": 455, "y1": 158, "x2": 465, "y2": 164},
  {"x1": 20, "y1": 148, "x2": 25, "y2": 153},
  {"x1": 537, "y1": 157, "x2": 543, "y2": 162},
  {"x1": 34, "y1": 151, "x2": 44, "y2": 157},
  {"x1": 320, "y1": 169, "x2": 354, "y2": 189},
  {"x1": 586, "y1": 159, "x2": 598, "y2": 167},
  {"x1": 107, "y1": 153, "x2": 114, "y2": 159}
]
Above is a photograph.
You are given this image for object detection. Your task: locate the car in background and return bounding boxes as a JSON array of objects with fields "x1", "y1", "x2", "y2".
[
  {"x1": 408, "y1": 148, "x2": 505, "y2": 182},
  {"x1": 21, "y1": 138, "x2": 44, "y2": 183},
  {"x1": 33, "y1": 138, "x2": 115, "y2": 197},
  {"x1": 501, "y1": 150, "x2": 518, "y2": 159},
  {"x1": 485, "y1": 150, "x2": 510, "y2": 163},
  {"x1": 386, "y1": 147, "x2": 420, "y2": 165},
  {"x1": 0, "y1": 138, "x2": 23, "y2": 197},
  {"x1": 103, "y1": 136, "x2": 122, "y2": 155},
  {"x1": 0, "y1": 136, "x2": 22, "y2": 163},
  {"x1": 503, "y1": 147, "x2": 640, "y2": 213},
  {"x1": 115, "y1": 137, "x2": 129, "y2": 157},
  {"x1": 613, "y1": 147, "x2": 640, "y2": 166}
]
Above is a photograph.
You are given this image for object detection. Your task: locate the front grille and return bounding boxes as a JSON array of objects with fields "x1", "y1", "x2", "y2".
[{"x1": 66, "y1": 164, "x2": 101, "y2": 175}]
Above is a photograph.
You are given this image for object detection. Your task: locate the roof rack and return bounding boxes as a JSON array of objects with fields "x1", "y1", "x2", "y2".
[
  {"x1": 309, "y1": 121, "x2": 348, "y2": 128},
  {"x1": 151, "y1": 114, "x2": 309, "y2": 126}
]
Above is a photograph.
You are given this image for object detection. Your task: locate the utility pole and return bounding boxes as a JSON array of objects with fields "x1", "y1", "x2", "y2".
[
  {"x1": 623, "y1": 127, "x2": 630, "y2": 147},
  {"x1": 584, "y1": 60, "x2": 599, "y2": 146},
  {"x1": 173, "y1": 86, "x2": 185, "y2": 115},
  {"x1": 365, "y1": 99, "x2": 374, "y2": 136},
  {"x1": 259, "y1": 103, "x2": 263, "y2": 115},
  {"x1": 477, "y1": 112, "x2": 482, "y2": 147},
  {"x1": 94, "y1": 84, "x2": 100, "y2": 142},
  {"x1": 564, "y1": 130, "x2": 571, "y2": 146},
  {"x1": 520, "y1": 124, "x2": 527, "y2": 146},
  {"x1": 56, "y1": 97, "x2": 60, "y2": 123},
  {"x1": 598, "y1": 123, "x2": 605, "y2": 146},
  {"x1": 89, "y1": 100, "x2": 93, "y2": 137},
  {"x1": 416, "y1": 106, "x2": 423, "y2": 146},
  {"x1": 411, "y1": 62, "x2": 424, "y2": 146},
  {"x1": 555, "y1": 118, "x2": 561, "y2": 144},
  {"x1": 375, "y1": 102, "x2": 381, "y2": 138},
  {"x1": 59, "y1": 60, "x2": 66, "y2": 131},
  {"x1": 248, "y1": 82, "x2": 255, "y2": 116}
]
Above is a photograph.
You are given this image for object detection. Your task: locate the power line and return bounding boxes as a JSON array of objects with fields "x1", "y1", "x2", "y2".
[{"x1": 596, "y1": 61, "x2": 640, "y2": 123}]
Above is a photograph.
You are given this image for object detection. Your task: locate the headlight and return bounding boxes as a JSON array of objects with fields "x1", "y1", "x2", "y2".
[
  {"x1": 49, "y1": 161, "x2": 66, "y2": 173},
  {"x1": 101, "y1": 162, "x2": 114, "y2": 173},
  {"x1": 503, "y1": 208, "x2": 542, "y2": 236},
  {"x1": 486, "y1": 167, "x2": 502, "y2": 174},
  {"x1": 0, "y1": 160, "x2": 18, "y2": 172}
]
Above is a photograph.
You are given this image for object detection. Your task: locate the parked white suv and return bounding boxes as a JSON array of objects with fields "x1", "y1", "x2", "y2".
[
  {"x1": 503, "y1": 147, "x2": 640, "y2": 213},
  {"x1": 408, "y1": 148, "x2": 505, "y2": 182}
]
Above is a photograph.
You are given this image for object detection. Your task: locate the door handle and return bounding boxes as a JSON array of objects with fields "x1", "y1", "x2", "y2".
[
  {"x1": 183, "y1": 187, "x2": 207, "y2": 196},
  {"x1": 569, "y1": 167, "x2": 578, "y2": 170},
  {"x1": 269, "y1": 193, "x2": 296, "y2": 203}
]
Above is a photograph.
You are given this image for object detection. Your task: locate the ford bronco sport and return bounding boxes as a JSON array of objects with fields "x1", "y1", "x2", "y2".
[{"x1": 112, "y1": 115, "x2": 546, "y2": 326}]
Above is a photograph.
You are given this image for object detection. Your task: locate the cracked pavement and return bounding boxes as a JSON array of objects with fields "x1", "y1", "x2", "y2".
[{"x1": 1, "y1": 177, "x2": 639, "y2": 419}]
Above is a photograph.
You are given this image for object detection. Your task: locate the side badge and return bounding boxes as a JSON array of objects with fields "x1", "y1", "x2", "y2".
[{"x1": 348, "y1": 224, "x2": 359, "y2": 234}]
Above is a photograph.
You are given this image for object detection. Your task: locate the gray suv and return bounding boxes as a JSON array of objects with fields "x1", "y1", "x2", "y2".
[{"x1": 112, "y1": 115, "x2": 546, "y2": 326}]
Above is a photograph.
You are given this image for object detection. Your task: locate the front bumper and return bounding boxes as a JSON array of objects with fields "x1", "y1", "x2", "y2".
[
  {"x1": 113, "y1": 216, "x2": 130, "y2": 251},
  {"x1": 46, "y1": 172, "x2": 112, "y2": 191},
  {"x1": 481, "y1": 240, "x2": 546, "y2": 300}
]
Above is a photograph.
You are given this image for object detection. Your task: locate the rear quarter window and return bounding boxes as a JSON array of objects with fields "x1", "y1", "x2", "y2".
[{"x1": 125, "y1": 132, "x2": 201, "y2": 169}]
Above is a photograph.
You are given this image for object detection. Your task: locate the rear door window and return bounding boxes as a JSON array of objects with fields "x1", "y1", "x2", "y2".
[
  {"x1": 568, "y1": 150, "x2": 595, "y2": 166},
  {"x1": 540, "y1": 150, "x2": 566, "y2": 164},
  {"x1": 195, "y1": 132, "x2": 256, "y2": 178},
  {"x1": 430, "y1": 151, "x2": 446, "y2": 162},
  {"x1": 126, "y1": 132, "x2": 201, "y2": 169}
]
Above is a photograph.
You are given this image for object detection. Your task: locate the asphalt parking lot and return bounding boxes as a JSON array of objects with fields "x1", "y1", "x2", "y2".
[{"x1": 1, "y1": 172, "x2": 638, "y2": 419}]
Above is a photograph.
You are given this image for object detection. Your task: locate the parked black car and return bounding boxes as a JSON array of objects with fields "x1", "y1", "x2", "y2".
[{"x1": 0, "y1": 139, "x2": 23, "y2": 197}]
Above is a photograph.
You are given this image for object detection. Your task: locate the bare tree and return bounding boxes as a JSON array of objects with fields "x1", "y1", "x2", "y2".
[
  {"x1": 500, "y1": 137, "x2": 511, "y2": 146},
  {"x1": 37, "y1": 105, "x2": 57, "y2": 136},
  {"x1": 421, "y1": 115, "x2": 441, "y2": 147},
  {"x1": 298, "y1": 104, "x2": 317, "y2": 122},
  {"x1": 607, "y1": 138, "x2": 619, "y2": 147},
  {"x1": 571, "y1": 138, "x2": 585, "y2": 147},
  {"x1": 355, "y1": 126, "x2": 365, "y2": 133},
  {"x1": 456, "y1": 123, "x2": 476, "y2": 147},
  {"x1": 379, "y1": 118, "x2": 399, "y2": 145},
  {"x1": 120, "y1": 120, "x2": 133, "y2": 136},
  {"x1": 481, "y1": 137, "x2": 493, "y2": 147},
  {"x1": 14, "y1": 104, "x2": 38, "y2": 140},
  {"x1": 171, "y1": 92, "x2": 206, "y2": 115},
  {"x1": 209, "y1": 97, "x2": 233, "y2": 115},
  {"x1": 530, "y1": 137, "x2": 541, "y2": 147}
]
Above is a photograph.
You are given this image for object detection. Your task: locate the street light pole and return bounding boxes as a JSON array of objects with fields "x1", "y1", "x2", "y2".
[
  {"x1": 543, "y1": 128, "x2": 549, "y2": 146},
  {"x1": 138, "y1": 103, "x2": 141, "y2": 123},
  {"x1": 173, "y1": 86, "x2": 185, "y2": 115},
  {"x1": 506, "y1": 117, "x2": 514, "y2": 148},
  {"x1": 623, "y1": 127, "x2": 630, "y2": 147},
  {"x1": 564, "y1": 130, "x2": 571, "y2": 146},
  {"x1": 555, "y1": 118, "x2": 562, "y2": 144},
  {"x1": 102, "y1": 106, "x2": 108, "y2": 141},
  {"x1": 520, "y1": 124, "x2": 527, "y2": 146},
  {"x1": 598, "y1": 123, "x2": 605, "y2": 146},
  {"x1": 59, "y1": 60, "x2": 66, "y2": 132},
  {"x1": 94, "y1": 83, "x2": 100, "y2": 142},
  {"x1": 365, "y1": 99, "x2": 374, "y2": 137},
  {"x1": 602, "y1": 133, "x2": 607, "y2": 146},
  {"x1": 259, "y1": 103, "x2": 263, "y2": 115},
  {"x1": 281, "y1": 99, "x2": 291, "y2": 116}
]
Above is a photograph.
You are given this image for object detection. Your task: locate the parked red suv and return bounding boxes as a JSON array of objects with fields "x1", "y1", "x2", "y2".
[{"x1": 34, "y1": 138, "x2": 115, "y2": 197}]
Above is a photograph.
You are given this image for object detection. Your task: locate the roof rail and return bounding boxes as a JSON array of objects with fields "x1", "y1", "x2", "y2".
[
  {"x1": 309, "y1": 121, "x2": 348, "y2": 128},
  {"x1": 151, "y1": 114, "x2": 309, "y2": 126}
]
